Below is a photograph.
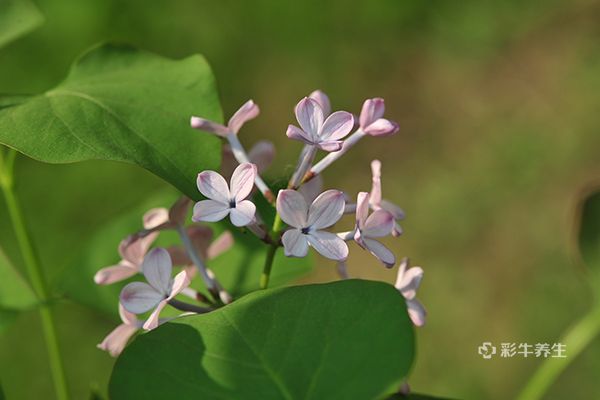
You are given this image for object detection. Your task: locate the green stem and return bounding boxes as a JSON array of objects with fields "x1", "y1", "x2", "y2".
[
  {"x1": 1, "y1": 152, "x2": 69, "y2": 400},
  {"x1": 260, "y1": 213, "x2": 284, "y2": 289},
  {"x1": 517, "y1": 304, "x2": 600, "y2": 400}
]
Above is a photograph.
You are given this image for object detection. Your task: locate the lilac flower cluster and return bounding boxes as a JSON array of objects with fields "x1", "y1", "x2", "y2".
[{"x1": 94, "y1": 90, "x2": 426, "y2": 357}]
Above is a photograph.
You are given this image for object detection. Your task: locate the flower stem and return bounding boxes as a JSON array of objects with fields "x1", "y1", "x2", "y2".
[
  {"x1": 0, "y1": 150, "x2": 69, "y2": 400},
  {"x1": 517, "y1": 303, "x2": 600, "y2": 400},
  {"x1": 288, "y1": 145, "x2": 317, "y2": 189},
  {"x1": 260, "y1": 213, "x2": 284, "y2": 289},
  {"x1": 167, "y1": 299, "x2": 213, "y2": 314}
]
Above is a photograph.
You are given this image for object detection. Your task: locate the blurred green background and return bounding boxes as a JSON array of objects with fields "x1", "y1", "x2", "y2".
[{"x1": 1, "y1": 0, "x2": 600, "y2": 398}]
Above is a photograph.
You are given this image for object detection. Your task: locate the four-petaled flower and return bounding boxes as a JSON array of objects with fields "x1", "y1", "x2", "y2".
[
  {"x1": 286, "y1": 97, "x2": 354, "y2": 152},
  {"x1": 308, "y1": 89, "x2": 331, "y2": 117},
  {"x1": 394, "y1": 257, "x2": 426, "y2": 327},
  {"x1": 277, "y1": 189, "x2": 348, "y2": 260},
  {"x1": 193, "y1": 163, "x2": 257, "y2": 227},
  {"x1": 190, "y1": 100, "x2": 259, "y2": 137},
  {"x1": 354, "y1": 192, "x2": 396, "y2": 267},
  {"x1": 370, "y1": 160, "x2": 404, "y2": 236},
  {"x1": 359, "y1": 98, "x2": 399, "y2": 137},
  {"x1": 120, "y1": 248, "x2": 191, "y2": 330},
  {"x1": 94, "y1": 208, "x2": 168, "y2": 285}
]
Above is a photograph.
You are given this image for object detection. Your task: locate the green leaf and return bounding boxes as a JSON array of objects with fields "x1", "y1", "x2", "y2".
[
  {"x1": 0, "y1": 43, "x2": 222, "y2": 200},
  {"x1": 0, "y1": 309, "x2": 19, "y2": 334},
  {"x1": 0, "y1": 0, "x2": 43, "y2": 48},
  {"x1": 387, "y1": 393, "x2": 458, "y2": 399},
  {"x1": 578, "y1": 187, "x2": 600, "y2": 275},
  {"x1": 0, "y1": 245, "x2": 37, "y2": 311},
  {"x1": 109, "y1": 280, "x2": 414, "y2": 400}
]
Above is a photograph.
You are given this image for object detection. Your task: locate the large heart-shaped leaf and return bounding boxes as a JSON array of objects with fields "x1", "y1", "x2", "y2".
[
  {"x1": 0, "y1": 0, "x2": 43, "y2": 48},
  {"x1": 0, "y1": 43, "x2": 222, "y2": 199},
  {"x1": 109, "y1": 280, "x2": 414, "y2": 400}
]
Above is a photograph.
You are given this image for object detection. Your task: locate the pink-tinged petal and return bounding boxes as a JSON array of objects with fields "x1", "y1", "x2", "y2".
[
  {"x1": 316, "y1": 140, "x2": 343, "y2": 152},
  {"x1": 167, "y1": 270, "x2": 191, "y2": 299},
  {"x1": 196, "y1": 170, "x2": 230, "y2": 203},
  {"x1": 94, "y1": 262, "x2": 138, "y2": 285},
  {"x1": 142, "y1": 300, "x2": 168, "y2": 331},
  {"x1": 309, "y1": 90, "x2": 331, "y2": 116},
  {"x1": 277, "y1": 189, "x2": 308, "y2": 228},
  {"x1": 298, "y1": 174, "x2": 323, "y2": 204},
  {"x1": 295, "y1": 97, "x2": 323, "y2": 137},
  {"x1": 119, "y1": 234, "x2": 155, "y2": 266},
  {"x1": 370, "y1": 159, "x2": 382, "y2": 206},
  {"x1": 168, "y1": 198, "x2": 192, "y2": 225},
  {"x1": 192, "y1": 200, "x2": 231, "y2": 223},
  {"x1": 355, "y1": 192, "x2": 370, "y2": 229},
  {"x1": 363, "y1": 118, "x2": 399, "y2": 137},
  {"x1": 363, "y1": 210, "x2": 394, "y2": 238},
  {"x1": 336, "y1": 260, "x2": 349, "y2": 279},
  {"x1": 229, "y1": 200, "x2": 256, "y2": 227},
  {"x1": 120, "y1": 282, "x2": 164, "y2": 314},
  {"x1": 359, "y1": 98, "x2": 385, "y2": 129},
  {"x1": 363, "y1": 238, "x2": 395, "y2": 268},
  {"x1": 248, "y1": 141, "x2": 275, "y2": 173},
  {"x1": 397, "y1": 266, "x2": 424, "y2": 300},
  {"x1": 167, "y1": 246, "x2": 191, "y2": 266},
  {"x1": 97, "y1": 323, "x2": 138, "y2": 357},
  {"x1": 286, "y1": 124, "x2": 315, "y2": 145},
  {"x1": 119, "y1": 303, "x2": 140, "y2": 326},
  {"x1": 230, "y1": 163, "x2": 257, "y2": 201},
  {"x1": 143, "y1": 208, "x2": 169, "y2": 229},
  {"x1": 281, "y1": 229, "x2": 309, "y2": 257},
  {"x1": 228, "y1": 100, "x2": 259, "y2": 134},
  {"x1": 188, "y1": 225, "x2": 214, "y2": 259},
  {"x1": 307, "y1": 189, "x2": 345, "y2": 229},
  {"x1": 141, "y1": 248, "x2": 173, "y2": 295},
  {"x1": 307, "y1": 230, "x2": 349, "y2": 260},
  {"x1": 406, "y1": 298, "x2": 426, "y2": 327},
  {"x1": 190, "y1": 117, "x2": 229, "y2": 137},
  {"x1": 392, "y1": 222, "x2": 403, "y2": 237},
  {"x1": 207, "y1": 231, "x2": 234, "y2": 259},
  {"x1": 320, "y1": 111, "x2": 354, "y2": 141},
  {"x1": 380, "y1": 198, "x2": 405, "y2": 220}
]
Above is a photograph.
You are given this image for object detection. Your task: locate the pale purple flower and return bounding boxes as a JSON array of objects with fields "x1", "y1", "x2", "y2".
[
  {"x1": 192, "y1": 163, "x2": 257, "y2": 227},
  {"x1": 309, "y1": 90, "x2": 331, "y2": 116},
  {"x1": 277, "y1": 189, "x2": 348, "y2": 260},
  {"x1": 371, "y1": 160, "x2": 404, "y2": 236},
  {"x1": 120, "y1": 248, "x2": 191, "y2": 330},
  {"x1": 97, "y1": 304, "x2": 142, "y2": 357},
  {"x1": 359, "y1": 98, "x2": 399, "y2": 137},
  {"x1": 394, "y1": 257, "x2": 426, "y2": 327},
  {"x1": 286, "y1": 97, "x2": 354, "y2": 152},
  {"x1": 93, "y1": 208, "x2": 169, "y2": 285},
  {"x1": 354, "y1": 192, "x2": 396, "y2": 268},
  {"x1": 190, "y1": 100, "x2": 259, "y2": 137}
]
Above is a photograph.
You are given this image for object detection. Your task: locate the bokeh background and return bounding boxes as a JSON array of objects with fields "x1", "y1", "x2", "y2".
[{"x1": 1, "y1": 0, "x2": 600, "y2": 398}]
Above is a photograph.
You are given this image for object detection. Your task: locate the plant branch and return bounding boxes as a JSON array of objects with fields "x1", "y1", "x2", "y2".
[{"x1": 168, "y1": 299, "x2": 213, "y2": 314}]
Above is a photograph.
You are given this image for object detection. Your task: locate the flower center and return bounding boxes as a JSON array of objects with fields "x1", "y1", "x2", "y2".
[
  {"x1": 301, "y1": 227, "x2": 310, "y2": 235},
  {"x1": 229, "y1": 200, "x2": 236, "y2": 208}
]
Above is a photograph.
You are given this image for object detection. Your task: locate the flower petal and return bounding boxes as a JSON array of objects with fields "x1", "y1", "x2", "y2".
[
  {"x1": 196, "y1": 170, "x2": 230, "y2": 203},
  {"x1": 307, "y1": 189, "x2": 345, "y2": 229},
  {"x1": 406, "y1": 298, "x2": 426, "y2": 327},
  {"x1": 363, "y1": 210, "x2": 394, "y2": 238},
  {"x1": 295, "y1": 97, "x2": 323, "y2": 137},
  {"x1": 363, "y1": 238, "x2": 395, "y2": 268},
  {"x1": 188, "y1": 225, "x2": 214, "y2": 259},
  {"x1": 141, "y1": 248, "x2": 173, "y2": 295},
  {"x1": 320, "y1": 111, "x2": 354, "y2": 141},
  {"x1": 248, "y1": 140, "x2": 275, "y2": 173},
  {"x1": 167, "y1": 270, "x2": 191, "y2": 299},
  {"x1": 355, "y1": 192, "x2": 370, "y2": 229},
  {"x1": 281, "y1": 229, "x2": 309, "y2": 257},
  {"x1": 119, "y1": 234, "x2": 156, "y2": 266},
  {"x1": 97, "y1": 323, "x2": 139, "y2": 357},
  {"x1": 309, "y1": 90, "x2": 331, "y2": 116},
  {"x1": 359, "y1": 98, "x2": 385, "y2": 129},
  {"x1": 120, "y1": 282, "x2": 164, "y2": 314},
  {"x1": 168, "y1": 198, "x2": 192, "y2": 225},
  {"x1": 229, "y1": 200, "x2": 256, "y2": 227},
  {"x1": 370, "y1": 159, "x2": 383, "y2": 205},
  {"x1": 380, "y1": 199, "x2": 405, "y2": 220},
  {"x1": 94, "y1": 262, "x2": 138, "y2": 285},
  {"x1": 363, "y1": 118, "x2": 399, "y2": 137},
  {"x1": 316, "y1": 140, "x2": 343, "y2": 152},
  {"x1": 142, "y1": 299, "x2": 168, "y2": 331},
  {"x1": 286, "y1": 124, "x2": 315, "y2": 145},
  {"x1": 143, "y1": 207, "x2": 170, "y2": 229},
  {"x1": 298, "y1": 174, "x2": 323, "y2": 204},
  {"x1": 207, "y1": 231, "x2": 234, "y2": 260},
  {"x1": 230, "y1": 163, "x2": 257, "y2": 201},
  {"x1": 119, "y1": 303, "x2": 140, "y2": 326},
  {"x1": 190, "y1": 117, "x2": 229, "y2": 137},
  {"x1": 307, "y1": 230, "x2": 349, "y2": 260},
  {"x1": 276, "y1": 189, "x2": 308, "y2": 228},
  {"x1": 192, "y1": 200, "x2": 231, "y2": 223},
  {"x1": 228, "y1": 100, "x2": 260, "y2": 134},
  {"x1": 396, "y1": 266, "x2": 424, "y2": 300}
]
